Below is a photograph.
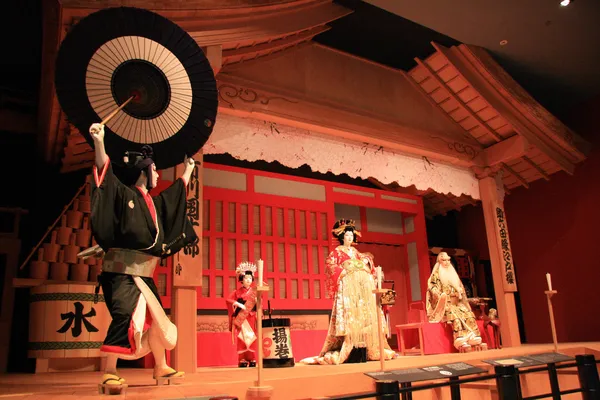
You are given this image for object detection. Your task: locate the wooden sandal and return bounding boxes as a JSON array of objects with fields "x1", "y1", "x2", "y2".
[
  {"x1": 98, "y1": 374, "x2": 128, "y2": 395},
  {"x1": 154, "y1": 369, "x2": 185, "y2": 385}
]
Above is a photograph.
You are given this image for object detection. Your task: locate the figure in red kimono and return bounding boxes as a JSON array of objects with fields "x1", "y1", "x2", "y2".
[
  {"x1": 304, "y1": 219, "x2": 396, "y2": 365},
  {"x1": 226, "y1": 262, "x2": 258, "y2": 367},
  {"x1": 85, "y1": 123, "x2": 198, "y2": 390}
]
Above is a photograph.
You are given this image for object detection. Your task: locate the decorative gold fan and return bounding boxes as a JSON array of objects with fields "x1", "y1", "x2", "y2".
[{"x1": 54, "y1": 6, "x2": 218, "y2": 169}]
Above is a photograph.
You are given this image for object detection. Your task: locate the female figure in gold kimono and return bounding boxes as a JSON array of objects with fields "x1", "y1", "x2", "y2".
[
  {"x1": 316, "y1": 219, "x2": 396, "y2": 364},
  {"x1": 426, "y1": 252, "x2": 483, "y2": 350}
]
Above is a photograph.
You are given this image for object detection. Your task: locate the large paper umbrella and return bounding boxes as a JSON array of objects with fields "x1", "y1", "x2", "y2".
[{"x1": 54, "y1": 6, "x2": 218, "y2": 169}]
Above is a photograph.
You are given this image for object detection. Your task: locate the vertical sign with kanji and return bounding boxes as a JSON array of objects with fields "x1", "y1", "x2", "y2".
[
  {"x1": 173, "y1": 159, "x2": 203, "y2": 287},
  {"x1": 183, "y1": 164, "x2": 201, "y2": 259},
  {"x1": 170, "y1": 155, "x2": 203, "y2": 372},
  {"x1": 495, "y1": 206, "x2": 518, "y2": 292}
]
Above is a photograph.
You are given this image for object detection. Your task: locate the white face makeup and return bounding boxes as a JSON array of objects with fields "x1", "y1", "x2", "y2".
[
  {"x1": 150, "y1": 163, "x2": 158, "y2": 188},
  {"x1": 343, "y1": 230, "x2": 354, "y2": 247},
  {"x1": 439, "y1": 253, "x2": 451, "y2": 268}
]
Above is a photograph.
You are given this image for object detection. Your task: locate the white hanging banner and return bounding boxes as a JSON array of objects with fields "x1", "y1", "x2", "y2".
[{"x1": 204, "y1": 113, "x2": 480, "y2": 200}]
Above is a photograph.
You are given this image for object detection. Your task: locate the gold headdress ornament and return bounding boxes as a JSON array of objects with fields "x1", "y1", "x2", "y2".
[
  {"x1": 331, "y1": 219, "x2": 362, "y2": 238},
  {"x1": 236, "y1": 261, "x2": 257, "y2": 276}
]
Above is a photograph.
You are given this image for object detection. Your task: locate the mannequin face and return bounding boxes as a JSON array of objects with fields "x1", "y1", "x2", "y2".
[
  {"x1": 242, "y1": 274, "x2": 253, "y2": 288},
  {"x1": 137, "y1": 163, "x2": 158, "y2": 189},
  {"x1": 149, "y1": 164, "x2": 158, "y2": 188},
  {"x1": 343, "y1": 230, "x2": 354, "y2": 247},
  {"x1": 438, "y1": 253, "x2": 451, "y2": 268}
]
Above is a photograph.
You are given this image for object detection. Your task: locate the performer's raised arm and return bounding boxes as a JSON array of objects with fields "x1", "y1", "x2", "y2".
[
  {"x1": 180, "y1": 155, "x2": 196, "y2": 186},
  {"x1": 90, "y1": 123, "x2": 109, "y2": 170}
]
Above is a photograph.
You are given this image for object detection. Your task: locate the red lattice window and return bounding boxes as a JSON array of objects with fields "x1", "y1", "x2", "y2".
[
  {"x1": 193, "y1": 163, "x2": 429, "y2": 311},
  {"x1": 199, "y1": 168, "x2": 334, "y2": 310}
]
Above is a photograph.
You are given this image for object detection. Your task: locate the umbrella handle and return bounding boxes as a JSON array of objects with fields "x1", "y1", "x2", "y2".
[{"x1": 100, "y1": 95, "x2": 135, "y2": 125}]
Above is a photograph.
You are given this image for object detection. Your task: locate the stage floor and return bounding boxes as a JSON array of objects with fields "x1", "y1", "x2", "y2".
[{"x1": 0, "y1": 342, "x2": 598, "y2": 400}]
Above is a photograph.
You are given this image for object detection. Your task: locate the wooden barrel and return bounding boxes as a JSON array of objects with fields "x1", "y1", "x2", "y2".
[
  {"x1": 261, "y1": 318, "x2": 295, "y2": 368},
  {"x1": 28, "y1": 282, "x2": 109, "y2": 359}
]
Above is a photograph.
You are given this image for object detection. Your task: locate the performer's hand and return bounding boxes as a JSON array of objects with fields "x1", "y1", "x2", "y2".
[
  {"x1": 239, "y1": 304, "x2": 246, "y2": 310},
  {"x1": 183, "y1": 154, "x2": 195, "y2": 171},
  {"x1": 90, "y1": 123, "x2": 105, "y2": 143},
  {"x1": 180, "y1": 155, "x2": 197, "y2": 186}
]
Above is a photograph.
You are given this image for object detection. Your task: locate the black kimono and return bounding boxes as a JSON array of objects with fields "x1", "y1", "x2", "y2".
[{"x1": 91, "y1": 160, "x2": 197, "y2": 357}]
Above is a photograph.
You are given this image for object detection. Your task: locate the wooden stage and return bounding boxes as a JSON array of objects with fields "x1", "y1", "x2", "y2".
[{"x1": 0, "y1": 343, "x2": 598, "y2": 400}]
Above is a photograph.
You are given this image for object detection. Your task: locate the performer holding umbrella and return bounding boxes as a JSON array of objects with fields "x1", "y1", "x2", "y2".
[{"x1": 54, "y1": 6, "x2": 218, "y2": 394}]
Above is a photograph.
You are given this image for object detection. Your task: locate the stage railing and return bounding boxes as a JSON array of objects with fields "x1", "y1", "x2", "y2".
[{"x1": 322, "y1": 354, "x2": 600, "y2": 400}]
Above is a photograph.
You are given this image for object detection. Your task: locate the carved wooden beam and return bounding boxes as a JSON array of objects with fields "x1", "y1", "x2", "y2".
[
  {"x1": 222, "y1": 26, "x2": 327, "y2": 66},
  {"x1": 414, "y1": 58, "x2": 504, "y2": 143},
  {"x1": 457, "y1": 43, "x2": 589, "y2": 162},
  {"x1": 521, "y1": 155, "x2": 550, "y2": 181},
  {"x1": 501, "y1": 162, "x2": 529, "y2": 189},
  {"x1": 216, "y1": 75, "x2": 482, "y2": 166},
  {"x1": 184, "y1": 1, "x2": 351, "y2": 46},
  {"x1": 471, "y1": 165, "x2": 514, "y2": 194},
  {"x1": 432, "y1": 42, "x2": 577, "y2": 175},
  {"x1": 473, "y1": 135, "x2": 530, "y2": 167},
  {"x1": 402, "y1": 70, "x2": 480, "y2": 146},
  {"x1": 59, "y1": 0, "x2": 312, "y2": 8}
]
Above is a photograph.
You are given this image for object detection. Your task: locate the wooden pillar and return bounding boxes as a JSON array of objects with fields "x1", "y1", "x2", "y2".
[
  {"x1": 414, "y1": 200, "x2": 433, "y2": 302},
  {"x1": 171, "y1": 152, "x2": 204, "y2": 372},
  {"x1": 476, "y1": 167, "x2": 521, "y2": 347},
  {"x1": 169, "y1": 45, "x2": 221, "y2": 372}
]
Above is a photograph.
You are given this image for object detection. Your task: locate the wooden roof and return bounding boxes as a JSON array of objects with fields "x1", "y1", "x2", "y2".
[
  {"x1": 408, "y1": 42, "x2": 588, "y2": 192},
  {"x1": 39, "y1": 0, "x2": 351, "y2": 170},
  {"x1": 38, "y1": 0, "x2": 590, "y2": 217},
  {"x1": 371, "y1": 41, "x2": 591, "y2": 217}
]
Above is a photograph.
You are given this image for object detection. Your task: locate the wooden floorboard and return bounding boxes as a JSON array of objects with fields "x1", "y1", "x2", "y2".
[{"x1": 0, "y1": 342, "x2": 597, "y2": 399}]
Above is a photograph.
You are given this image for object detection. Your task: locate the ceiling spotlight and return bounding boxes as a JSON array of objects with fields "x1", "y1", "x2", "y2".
[
  {"x1": 500, "y1": 40, "x2": 508, "y2": 46},
  {"x1": 560, "y1": 0, "x2": 571, "y2": 6}
]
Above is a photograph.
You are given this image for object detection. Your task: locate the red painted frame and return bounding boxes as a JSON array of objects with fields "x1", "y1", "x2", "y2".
[{"x1": 156, "y1": 162, "x2": 430, "y2": 311}]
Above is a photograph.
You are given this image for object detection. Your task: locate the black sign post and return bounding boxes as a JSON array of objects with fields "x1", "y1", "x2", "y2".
[
  {"x1": 366, "y1": 362, "x2": 486, "y2": 400},
  {"x1": 483, "y1": 352, "x2": 575, "y2": 400},
  {"x1": 482, "y1": 352, "x2": 574, "y2": 369}
]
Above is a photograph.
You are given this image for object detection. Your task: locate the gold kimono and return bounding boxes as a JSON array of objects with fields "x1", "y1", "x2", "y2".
[
  {"x1": 426, "y1": 266, "x2": 481, "y2": 349},
  {"x1": 317, "y1": 246, "x2": 396, "y2": 364}
]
